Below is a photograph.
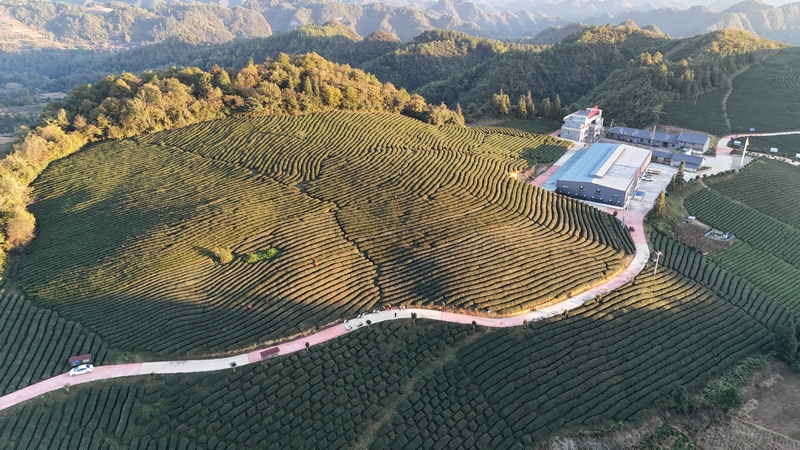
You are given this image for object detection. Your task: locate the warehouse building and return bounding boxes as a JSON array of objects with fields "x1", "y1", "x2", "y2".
[
  {"x1": 560, "y1": 106, "x2": 604, "y2": 143},
  {"x1": 676, "y1": 132, "x2": 711, "y2": 153},
  {"x1": 604, "y1": 126, "x2": 678, "y2": 148},
  {"x1": 552, "y1": 143, "x2": 652, "y2": 207},
  {"x1": 651, "y1": 150, "x2": 705, "y2": 171},
  {"x1": 605, "y1": 127, "x2": 710, "y2": 153}
]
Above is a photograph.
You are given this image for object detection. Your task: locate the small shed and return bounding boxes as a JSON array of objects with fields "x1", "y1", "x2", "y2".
[
  {"x1": 260, "y1": 347, "x2": 280, "y2": 360},
  {"x1": 68, "y1": 354, "x2": 92, "y2": 367}
]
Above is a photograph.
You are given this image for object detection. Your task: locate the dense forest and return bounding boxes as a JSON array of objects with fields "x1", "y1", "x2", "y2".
[{"x1": 0, "y1": 23, "x2": 785, "y2": 135}]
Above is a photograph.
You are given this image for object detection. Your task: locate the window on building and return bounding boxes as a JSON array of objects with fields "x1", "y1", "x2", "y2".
[
  {"x1": 611, "y1": 193, "x2": 620, "y2": 198},
  {"x1": 561, "y1": 185, "x2": 570, "y2": 190}
]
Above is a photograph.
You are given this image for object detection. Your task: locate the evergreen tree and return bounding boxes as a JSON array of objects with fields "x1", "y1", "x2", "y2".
[
  {"x1": 539, "y1": 97, "x2": 552, "y2": 120},
  {"x1": 654, "y1": 190, "x2": 666, "y2": 218},
  {"x1": 553, "y1": 94, "x2": 563, "y2": 120},
  {"x1": 492, "y1": 89, "x2": 510, "y2": 118},
  {"x1": 525, "y1": 91, "x2": 535, "y2": 119},
  {"x1": 517, "y1": 94, "x2": 527, "y2": 119}
]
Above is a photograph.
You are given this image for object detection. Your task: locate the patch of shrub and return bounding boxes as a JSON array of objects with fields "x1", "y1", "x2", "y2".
[
  {"x1": 241, "y1": 247, "x2": 280, "y2": 264},
  {"x1": 212, "y1": 246, "x2": 234, "y2": 264}
]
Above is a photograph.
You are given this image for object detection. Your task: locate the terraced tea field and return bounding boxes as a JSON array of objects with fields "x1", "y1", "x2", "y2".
[
  {"x1": 684, "y1": 187, "x2": 800, "y2": 315},
  {"x1": 727, "y1": 48, "x2": 800, "y2": 134},
  {"x1": 660, "y1": 87, "x2": 728, "y2": 137},
  {"x1": 0, "y1": 291, "x2": 111, "y2": 396},
  {"x1": 706, "y1": 159, "x2": 800, "y2": 229},
  {"x1": 17, "y1": 112, "x2": 633, "y2": 357},
  {"x1": 742, "y1": 134, "x2": 800, "y2": 158},
  {"x1": 0, "y1": 265, "x2": 782, "y2": 449}
]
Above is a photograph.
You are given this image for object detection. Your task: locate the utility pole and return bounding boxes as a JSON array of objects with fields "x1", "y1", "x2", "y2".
[
  {"x1": 621, "y1": 201, "x2": 628, "y2": 227},
  {"x1": 740, "y1": 137, "x2": 749, "y2": 169},
  {"x1": 653, "y1": 251, "x2": 663, "y2": 276}
]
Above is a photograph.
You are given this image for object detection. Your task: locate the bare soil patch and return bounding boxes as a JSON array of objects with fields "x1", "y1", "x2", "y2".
[
  {"x1": 739, "y1": 362, "x2": 800, "y2": 441},
  {"x1": 674, "y1": 221, "x2": 734, "y2": 253}
]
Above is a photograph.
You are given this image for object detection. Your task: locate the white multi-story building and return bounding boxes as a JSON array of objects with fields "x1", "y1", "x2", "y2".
[{"x1": 560, "y1": 106, "x2": 604, "y2": 143}]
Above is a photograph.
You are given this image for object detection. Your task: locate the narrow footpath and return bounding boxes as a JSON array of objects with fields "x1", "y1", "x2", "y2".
[{"x1": 0, "y1": 209, "x2": 650, "y2": 412}]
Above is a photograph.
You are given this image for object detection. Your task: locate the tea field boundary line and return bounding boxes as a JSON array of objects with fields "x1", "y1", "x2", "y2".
[{"x1": 0, "y1": 213, "x2": 648, "y2": 412}]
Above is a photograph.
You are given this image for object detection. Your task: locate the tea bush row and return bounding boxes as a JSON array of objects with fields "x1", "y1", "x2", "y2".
[
  {"x1": 0, "y1": 268, "x2": 776, "y2": 449},
  {"x1": 0, "y1": 292, "x2": 110, "y2": 396},
  {"x1": 706, "y1": 159, "x2": 800, "y2": 229},
  {"x1": 650, "y1": 231, "x2": 793, "y2": 328},
  {"x1": 684, "y1": 188, "x2": 800, "y2": 267},
  {"x1": 18, "y1": 113, "x2": 632, "y2": 356}
]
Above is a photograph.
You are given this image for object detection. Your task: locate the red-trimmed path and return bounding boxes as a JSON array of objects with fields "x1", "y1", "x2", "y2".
[{"x1": 0, "y1": 213, "x2": 649, "y2": 412}]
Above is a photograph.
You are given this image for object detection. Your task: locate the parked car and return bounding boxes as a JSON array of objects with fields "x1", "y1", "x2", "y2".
[
  {"x1": 642, "y1": 175, "x2": 654, "y2": 181},
  {"x1": 69, "y1": 364, "x2": 94, "y2": 377}
]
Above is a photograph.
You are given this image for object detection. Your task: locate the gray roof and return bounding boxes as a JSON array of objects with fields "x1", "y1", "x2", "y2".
[
  {"x1": 553, "y1": 143, "x2": 652, "y2": 192},
  {"x1": 606, "y1": 126, "x2": 678, "y2": 144},
  {"x1": 652, "y1": 150, "x2": 704, "y2": 165},
  {"x1": 677, "y1": 131, "x2": 710, "y2": 145}
]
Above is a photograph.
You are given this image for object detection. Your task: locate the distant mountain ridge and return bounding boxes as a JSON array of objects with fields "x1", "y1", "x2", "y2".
[{"x1": 2, "y1": 0, "x2": 798, "y2": 48}]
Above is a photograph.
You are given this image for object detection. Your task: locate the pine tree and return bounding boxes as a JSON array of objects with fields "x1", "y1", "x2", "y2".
[
  {"x1": 525, "y1": 91, "x2": 535, "y2": 118},
  {"x1": 553, "y1": 94, "x2": 563, "y2": 120},
  {"x1": 655, "y1": 191, "x2": 666, "y2": 218},
  {"x1": 492, "y1": 89, "x2": 510, "y2": 118},
  {"x1": 540, "y1": 97, "x2": 552, "y2": 120},
  {"x1": 517, "y1": 94, "x2": 527, "y2": 119}
]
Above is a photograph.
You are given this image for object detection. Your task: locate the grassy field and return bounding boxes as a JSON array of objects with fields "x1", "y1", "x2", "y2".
[
  {"x1": 0, "y1": 263, "x2": 782, "y2": 449},
  {"x1": 16, "y1": 112, "x2": 633, "y2": 357},
  {"x1": 659, "y1": 87, "x2": 728, "y2": 137},
  {"x1": 727, "y1": 48, "x2": 800, "y2": 134}
]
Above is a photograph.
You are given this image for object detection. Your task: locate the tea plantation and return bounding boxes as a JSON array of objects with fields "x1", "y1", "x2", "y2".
[
  {"x1": 15, "y1": 112, "x2": 634, "y2": 357},
  {"x1": 0, "y1": 261, "x2": 784, "y2": 449},
  {"x1": 727, "y1": 48, "x2": 800, "y2": 134},
  {"x1": 706, "y1": 159, "x2": 800, "y2": 229},
  {"x1": 684, "y1": 178, "x2": 800, "y2": 315},
  {"x1": 660, "y1": 87, "x2": 728, "y2": 137},
  {"x1": 741, "y1": 134, "x2": 800, "y2": 158},
  {"x1": 0, "y1": 291, "x2": 111, "y2": 396}
]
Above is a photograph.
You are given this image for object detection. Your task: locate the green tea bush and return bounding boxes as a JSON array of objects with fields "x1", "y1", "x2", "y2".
[{"x1": 241, "y1": 247, "x2": 280, "y2": 264}]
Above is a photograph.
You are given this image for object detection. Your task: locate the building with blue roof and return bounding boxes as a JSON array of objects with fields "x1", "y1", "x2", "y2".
[{"x1": 553, "y1": 143, "x2": 652, "y2": 207}]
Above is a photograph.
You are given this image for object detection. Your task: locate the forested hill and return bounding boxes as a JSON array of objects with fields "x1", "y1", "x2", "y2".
[
  {"x1": 417, "y1": 26, "x2": 783, "y2": 127},
  {"x1": 417, "y1": 24, "x2": 672, "y2": 115},
  {"x1": 576, "y1": 28, "x2": 784, "y2": 127},
  {"x1": 360, "y1": 30, "x2": 539, "y2": 91}
]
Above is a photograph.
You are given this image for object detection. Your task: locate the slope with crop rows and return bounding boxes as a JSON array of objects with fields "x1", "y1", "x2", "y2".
[
  {"x1": 0, "y1": 265, "x2": 780, "y2": 448},
  {"x1": 16, "y1": 112, "x2": 633, "y2": 357}
]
